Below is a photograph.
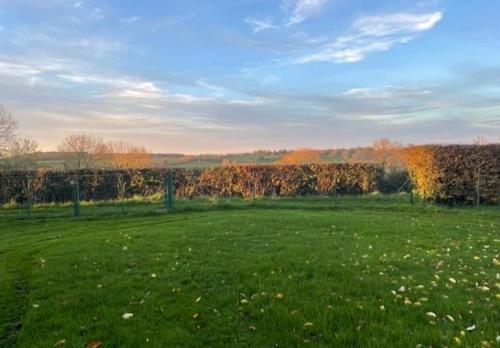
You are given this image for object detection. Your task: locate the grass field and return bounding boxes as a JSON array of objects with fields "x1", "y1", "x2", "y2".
[{"x1": 0, "y1": 199, "x2": 498, "y2": 347}]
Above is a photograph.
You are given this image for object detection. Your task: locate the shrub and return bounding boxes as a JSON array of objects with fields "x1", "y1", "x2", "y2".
[{"x1": 402, "y1": 144, "x2": 499, "y2": 204}]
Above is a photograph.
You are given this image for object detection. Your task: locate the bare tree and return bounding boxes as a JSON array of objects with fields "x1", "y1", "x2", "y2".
[
  {"x1": 473, "y1": 136, "x2": 488, "y2": 145},
  {"x1": 2, "y1": 137, "x2": 39, "y2": 170},
  {"x1": 58, "y1": 134, "x2": 103, "y2": 170},
  {"x1": 0, "y1": 105, "x2": 18, "y2": 157}
]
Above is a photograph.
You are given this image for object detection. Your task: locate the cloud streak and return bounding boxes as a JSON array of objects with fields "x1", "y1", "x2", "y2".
[
  {"x1": 246, "y1": 0, "x2": 328, "y2": 33},
  {"x1": 293, "y1": 11, "x2": 443, "y2": 63},
  {"x1": 120, "y1": 16, "x2": 141, "y2": 24},
  {"x1": 283, "y1": 0, "x2": 328, "y2": 26}
]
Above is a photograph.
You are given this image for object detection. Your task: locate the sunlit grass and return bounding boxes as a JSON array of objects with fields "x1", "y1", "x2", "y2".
[{"x1": 0, "y1": 198, "x2": 498, "y2": 347}]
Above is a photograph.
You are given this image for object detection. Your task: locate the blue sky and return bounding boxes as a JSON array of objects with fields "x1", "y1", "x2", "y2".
[{"x1": 0, "y1": 0, "x2": 499, "y2": 153}]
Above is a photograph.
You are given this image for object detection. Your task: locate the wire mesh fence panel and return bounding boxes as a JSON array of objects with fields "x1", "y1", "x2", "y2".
[
  {"x1": 30, "y1": 174, "x2": 75, "y2": 218},
  {"x1": 72, "y1": 172, "x2": 168, "y2": 217},
  {"x1": 0, "y1": 175, "x2": 29, "y2": 219},
  {"x1": 0, "y1": 169, "x2": 412, "y2": 220},
  {"x1": 0, "y1": 174, "x2": 75, "y2": 219},
  {"x1": 3, "y1": 167, "x2": 492, "y2": 221}
]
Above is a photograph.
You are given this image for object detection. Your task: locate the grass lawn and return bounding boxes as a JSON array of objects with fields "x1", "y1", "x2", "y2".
[{"x1": 0, "y1": 200, "x2": 498, "y2": 347}]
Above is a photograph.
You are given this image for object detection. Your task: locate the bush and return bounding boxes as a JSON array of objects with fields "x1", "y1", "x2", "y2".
[
  {"x1": 402, "y1": 144, "x2": 500, "y2": 204},
  {"x1": 377, "y1": 170, "x2": 411, "y2": 194}
]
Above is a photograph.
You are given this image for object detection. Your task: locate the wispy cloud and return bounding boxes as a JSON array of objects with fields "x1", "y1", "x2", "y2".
[
  {"x1": 293, "y1": 11, "x2": 443, "y2": 63},
  {"x1": 57, "y1": 72, "x2": 168, "y2": 99},
  {"x1": 91, "y1": 7, "x2": 106, "y2": 20},
  {"x1": 246, "y1": 0, "x2": 328, "y2": 33},
  {"x1": 196, "y1": 80, "x2": 226, "y2": 97},
  {"x1": 245, "y1": 17, "x2": 279, "y2": 34},
  {"x1": 10, "y1": 28, "x2": 124, "y2": 57},
  {"x1": 120, "y1": 16, "x2": 141, "y2": 24},
  {"x1": 0, "y1": 60, "x2": 41, "y2": 77},
  {"x1": 282, "y1": 0, "x2": 328, "y2": 26},
  {"x1": 343, "y1": 86, "x2": 432, "y2": 99},
  {"x1": 106, "y1": 88, "x2": 163, "y2": 100}
]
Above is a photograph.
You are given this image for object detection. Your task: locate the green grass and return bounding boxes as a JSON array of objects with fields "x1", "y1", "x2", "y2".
[
  {"x1": 0, "y1": 193, "x2": 433, "y2": 220},
  {"x1": 0, "y1": 198, "x2": 498, "y2": 347}
]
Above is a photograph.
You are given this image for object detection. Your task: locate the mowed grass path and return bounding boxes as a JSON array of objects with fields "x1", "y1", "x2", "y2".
[{"x1": 0, "y1": 205, "x2": 498, "y2": 347}]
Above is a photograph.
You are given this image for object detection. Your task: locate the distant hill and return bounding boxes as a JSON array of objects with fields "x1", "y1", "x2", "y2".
[{"x1": 33, "y1": 148, "x2": 379, "y2": 169}]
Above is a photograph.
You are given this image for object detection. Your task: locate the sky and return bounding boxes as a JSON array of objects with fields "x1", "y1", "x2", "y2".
[{"x1": 0, "y1": 0, "x2": 499, "y2": 153}]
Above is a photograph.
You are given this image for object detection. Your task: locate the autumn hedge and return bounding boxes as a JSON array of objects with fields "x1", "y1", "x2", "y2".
[
  {"x1": 402, "y1": 144, "x2": 500, "y2": 204},
  {"x1": 0, "y1": 164, "x2": 382, "y2": 205}
]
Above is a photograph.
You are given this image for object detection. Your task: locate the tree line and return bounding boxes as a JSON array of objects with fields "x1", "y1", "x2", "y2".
[
  {"x1": 0, "y1": 104, "x2": 495, "y2": 175},
  {"x1": 0, "y1": 105, "x2": 152, "y2": 171}
]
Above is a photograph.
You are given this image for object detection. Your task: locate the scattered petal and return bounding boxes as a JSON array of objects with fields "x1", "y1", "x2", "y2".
[
  {"x1": 465, "y1": 324, "x2": 476, "y2": 331},
  {"x1": 122, "y1": 313, "x2": 134, "y2": 320},
  {"x1": 53, "y1": 339, "x2": 66, "y2": 347}
]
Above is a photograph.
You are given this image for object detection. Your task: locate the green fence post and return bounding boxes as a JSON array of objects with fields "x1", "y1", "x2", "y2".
[
  {"x1": 409, "y1": 178, "x2": 414, "y2": 205},
  {"x1": 476, "y1": 168, "x2": 480, "y2": 208},
  {"x1": 333, "y1": 174, "x2": 337, "y2": 207},
  {"x1": 167, "y1": 170, "x2": 174, "y2": 210},
  {"x1": 27, "y1": 177, "x2": 32, "y2": 218},
  {"x1": 74, "y1": 175, "x2": 80, "y2": 217},
  {"x1": 164, "y1": 173, "x2": 168, "y2": 209},
  {"x1": 120, "y1": 174, "x2": 126, "y2": 215},
  {"x1": 253, "y1": 168, "x2": 257, "y2": 206}
]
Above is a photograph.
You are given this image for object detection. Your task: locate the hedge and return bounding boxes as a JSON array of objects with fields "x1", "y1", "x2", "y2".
[
  {"x1": 0, "y1": 164, "x2": 383, "y2": 205},
  {"x1": 402, "y1": 144, "x2": 500, "y2": 204}
]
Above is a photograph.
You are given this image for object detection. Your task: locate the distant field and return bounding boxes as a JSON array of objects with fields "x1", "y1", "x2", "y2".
[
  {"x1": 32, "y1": 150, "x2": 372, "y2": 169},
  {"x1": 1, "y1": 199, "x2": 498, "y2": 347},
  {"x1": 32, "y1": 152, "x2": 287, "y2": 170}
]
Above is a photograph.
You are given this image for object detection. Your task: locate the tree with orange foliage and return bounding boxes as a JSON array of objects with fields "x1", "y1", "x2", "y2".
[
  {"x1": 372, "y1": 138, "x2": 404, "y2": 172},
  {"x1": 279, "y1": 148, "x2": 322, "y2": 164},
  {"x1": 400, "y1": 145, "x2": 438, "y2": 199},
  {"x1": 98, "y1": 141, "x2": 153, "y2": 169}
]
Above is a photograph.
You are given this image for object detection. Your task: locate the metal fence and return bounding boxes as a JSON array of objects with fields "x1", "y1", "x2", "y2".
[
  {"x1": 0, "y1": 170, "x2": 427, "y2": 219},
  {"x1": 0, "y1": 172, "x2": 175, "y2": 219}
]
